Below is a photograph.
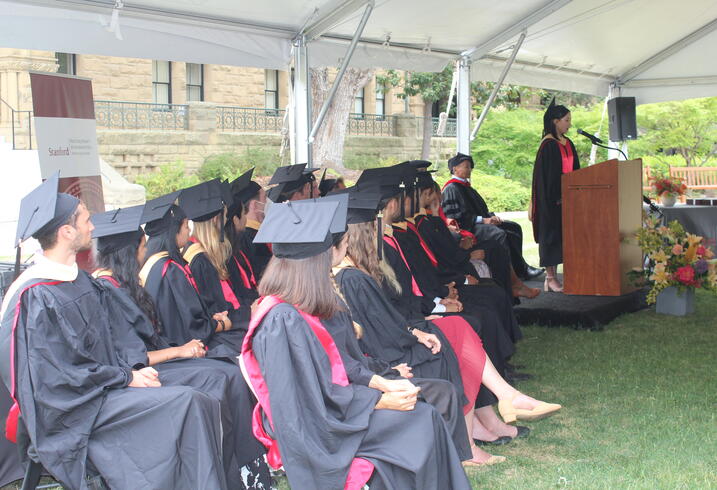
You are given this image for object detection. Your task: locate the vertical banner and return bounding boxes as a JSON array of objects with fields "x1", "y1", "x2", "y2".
[{"x1": 30, "y1": 72, "x2": 105, "y2": 269}]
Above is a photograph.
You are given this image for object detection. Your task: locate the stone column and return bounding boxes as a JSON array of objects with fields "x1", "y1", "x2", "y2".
[{"x1": 394, "y1": 113, "x2": 419, "y2": 139}]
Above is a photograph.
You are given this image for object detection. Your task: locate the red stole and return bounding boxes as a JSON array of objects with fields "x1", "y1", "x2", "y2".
[
  {"x1": 382, "y1": 235, "x2": 423, "y2": 296},
  {"x1": 5, "y1": 280, "x2": 62, "y2": 442},
  {"x1": 240, "y1": 296, "x2": 373, "y2": 489},
  {"x1": 405, "y1": 220, "x2": 438, "y2": 268},
  {"x1": 559, "y1": 140, "x2": 575, "y2": 174},
  {"x1": 233, "y1": 252, "x2": 257, "y2": 289}
]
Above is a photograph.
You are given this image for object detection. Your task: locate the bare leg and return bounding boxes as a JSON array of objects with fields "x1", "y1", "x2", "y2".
[
  {"x1": 544, "y1": 265, "x2": 563, "y2": 292},
  {"x1": 481, "y1": 355, "x2": 546, "y2": 411},
  {"x1": 470, "y1": 410, "x2": 504, "y2": 441},
  {"x1": 464, "y1": 412, "x2": 501, "y2": 464},
  {"x1": 475, "y1": 406, "x2": 517, "y2": 438},
  {"x1": 511, "y1": 266, "x2": 540, "y2": 298}
]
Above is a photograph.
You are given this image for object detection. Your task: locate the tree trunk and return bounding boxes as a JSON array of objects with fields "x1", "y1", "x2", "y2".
[
  {"x1": 421, "y1": 99, "x2": 433, "y2": 160},
  {"x1": 311, "y1": 67, "x2": 374, "y2": 170}
]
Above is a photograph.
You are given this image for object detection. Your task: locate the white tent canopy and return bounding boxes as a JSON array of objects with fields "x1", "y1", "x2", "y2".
[{"x1": 2, "y1": 0, "x2": 715, "y2": 102}]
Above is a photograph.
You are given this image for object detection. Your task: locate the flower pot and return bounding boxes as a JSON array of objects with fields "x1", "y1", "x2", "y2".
[
  {"x1": 655, "y1": 286, "x2": 694, "y2": 316},
  {"x1": 661, "y1": 193, "x2": 677, "y2": 207}
]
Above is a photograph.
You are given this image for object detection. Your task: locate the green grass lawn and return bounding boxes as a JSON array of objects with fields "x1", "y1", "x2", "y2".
[{"x1": 463, "y1": 289, "x2": 717, "y2": 489}]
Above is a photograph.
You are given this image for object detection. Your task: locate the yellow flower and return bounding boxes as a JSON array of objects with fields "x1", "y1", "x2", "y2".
[
  {"x1": 651, "y1": 250, "x2": 669, "y2": 263},
  {"x1": 649, "y1": 263, "x2": 670, "y2": 285},
  {"x1": 686, "y1": 234, "x2": 702, "y2": 247},
  {"x1": 685, "y1": 244, "x2": 698, "y2": 263}
]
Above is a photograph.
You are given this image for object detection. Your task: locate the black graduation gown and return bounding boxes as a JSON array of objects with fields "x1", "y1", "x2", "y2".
[
  {"x1": 394, "y1": 223, "x2": 521, "y2": 348},
  {"x1": 322, "y1": 308, "x2": 472, "y2": 462},
  {"x1": 187, "y1": 252, "x2": 251, "y2": 338},
  {"x1": 94, "y1": 278, "x2": 268, "y2": 481},
  {"x1": 239, "y1": 225, "x2": 272, "y2": 280},
  {"x1": 251, "y1": 302, "x2": 471, "y2": 490},
  {"x1": 334, "y1": 267, "x2": 467, "y2": 406},
  {"x1": 143, "y1": 255, "x2": 244, "y2": 357},
  {"x1": 227, "y1": 253, "x2": 259, "y2": 305},
  {"x1": 531, "y1": 137, "x2": 580, "y2": 266},
  {"x1": 0, "y1": 272, "x2": 226, "y2": 490},
  {"x1": 0, "y1": 381, "x2": 22, "y2": 486}
]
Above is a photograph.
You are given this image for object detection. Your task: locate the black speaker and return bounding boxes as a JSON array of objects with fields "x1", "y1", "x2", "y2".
[{"x1": 608, "y1": 97, "x2": 637, "y2": 141}]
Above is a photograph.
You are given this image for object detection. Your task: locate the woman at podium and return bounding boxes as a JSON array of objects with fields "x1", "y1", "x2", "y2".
[{"x1": 530, "y1": 99, "x2": 580, "y2": 292}]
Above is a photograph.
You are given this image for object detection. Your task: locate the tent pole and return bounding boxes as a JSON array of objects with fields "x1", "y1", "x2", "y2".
[
  {"x1": 308, "y1": 1, "x2": 374, "y2": 145},
  {"x1": 455, "y1": 56, "x2": 471, "y2": 154},
  {"x1": 292, "y1": 35, "x2": 311, "y2": 165},
  {"x1": 470, "y1": 31, "x2": 525, "y2": 141}
]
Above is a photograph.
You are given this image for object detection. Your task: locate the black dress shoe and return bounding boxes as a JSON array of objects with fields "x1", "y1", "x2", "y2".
[
  {"x1": 474, "y1": 436, "x2": 512, "y2": 446},
  {"x1": 522, "y1": 265, "x2": 545, "y2": 280}
]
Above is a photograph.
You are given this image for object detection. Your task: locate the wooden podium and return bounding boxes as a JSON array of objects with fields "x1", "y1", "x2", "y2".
[{"x1": 561, "y1": 159, "x2": 643, "y2": 296}]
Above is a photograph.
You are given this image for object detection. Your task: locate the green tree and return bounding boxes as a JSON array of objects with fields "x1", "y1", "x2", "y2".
[
  {"x1": 629, "y1": 97, "x2": 717, "y2": 168},
  {"x1": 377, "y1": 66, "x2": 454, "y2": 159}
]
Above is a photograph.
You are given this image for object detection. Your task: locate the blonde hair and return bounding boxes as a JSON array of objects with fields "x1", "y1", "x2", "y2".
[
  {"x1": 192, "y1": 214, "x2": 232, "y2": 280},
  {"x1": 346, "y1": 222, "x2": 401, "y2": 294}
]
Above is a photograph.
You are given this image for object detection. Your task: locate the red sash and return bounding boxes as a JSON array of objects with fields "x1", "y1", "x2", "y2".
[
  {"x1": 220, "y1": 280, "x2": 240, "y2": 309},
  {"x1": 382, "y1": 235, "x2": 423, "y2": 296},
  {"x1": 240, "y1": 296, "x2": 373, "y2": 489},
  {"x1": 406, "y1": 221, "x2": 438, "y2": 268},
  {"x1": 559, "y1": 140, "x2": 575, "y2": 174},
  {"x1": 232, "y1": 254, "x2": 256, "y2": 290},
  {"x1": 438, "y1": 182, "x2": 478, "y2": 244},
  {"x1": 5, "y1": 280, "x2": 62, "y2": 443}
]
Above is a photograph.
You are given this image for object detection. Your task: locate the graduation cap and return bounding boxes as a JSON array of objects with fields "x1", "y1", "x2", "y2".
[
  {"x1": 254, "y1": 199, "x2": 346, "y2": 260},
  {"x1": 178, "y1": 179, "x2": 231, "y2": 241},
  {"x1": 407, "y1": 160, "x2": 433, "y2": 170},
  {"x1": 308, "y1": 193, "x2": 349, "y2": 233},
  {"x1": 328, "y1": 186, "x2": 385, "y2": 259},
  {"x1": 268, "y1": 164, "x2": 321, "y2": 202},
  {"x1": 142, "y1": 191, "x2": 185, "y2": 237},
  {"x1": 15, "y1": 171, "x2": 80, "y2": 245},
  {"x1": 91, "y1": 204, "x2": 146, "y2": 254},
  {"x1": 318, "y1": 169, "x2": 338, "y2": 197},
  {"x1": 231, "y1": 168, "x2": 261, "y2": 203},
  {"x1": 447, "y1": 152, "x2": 474, "y2": 172},
  {"x1": 14, "y1": 171, "x2": 81, "y2": 278}
]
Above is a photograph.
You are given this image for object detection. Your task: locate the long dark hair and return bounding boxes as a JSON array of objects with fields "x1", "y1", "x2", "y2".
[
  {"x1": 145, "y1": 205, "x2": 186, "y2": 263},
  {"x1": 225, "y1": 203, "x2": 246, "y2": 257},
  {"x1": 543, "y1": 104, "x2": 570, "y2": 139},
  {"x1": 258, "y1": 247, "x2": 344, "y2": 319},
  {"x1": 96, "y1": 235, "x2": 162, "y2": 332}
]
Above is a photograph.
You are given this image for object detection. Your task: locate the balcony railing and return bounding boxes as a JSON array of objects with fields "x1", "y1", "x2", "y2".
[
  {"x1": 216, "y1": 106, "x2": 286, "y2": 133},
  {"x1": 94, "y1": 100, "x2": 189, "y2": 130},
  {"x1": 431, "y1": 116, "x2": 457, "y2": 137},
  {"x1": 347, "y1": 113, "x2": 395, "y2": 136}
]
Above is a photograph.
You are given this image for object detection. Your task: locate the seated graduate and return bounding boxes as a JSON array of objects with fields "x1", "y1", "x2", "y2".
[
  {"x1": 225, "y1": 168, "x2": 261, "y2": 304},
  {"x1": 0, "y1": 174, "x2": 227, "y2": 490},
  {"x1": 266, "y1": 163, "x2": 321, "y2": 203},
  {"x1": 385, "y1": 164, "x2": 522, "y2": 349},
  {"x1": 333, "y1": 189, "x2": 561, "y2": 458},
  {"x1": 442, "y1": 153, "x2": 541, "y2": 300},
  {"x1": 90, "y1": 205, "x2": 271, "y2": 489},
  {"x1": 241, "y1": 198, "x2": 472, "y2": 490},
  {"x1": 140, "y1": 192, "x2": 242, "y2": 357},
  {"x1": 178, "y1": 180, "x2": 251, "y2": 339},
  {"x1": 235, "y1": 176, "x2": 271, "y2": 281},
  {"x1": 442, "y1": 152, "x2": 544, "y2": 281}
]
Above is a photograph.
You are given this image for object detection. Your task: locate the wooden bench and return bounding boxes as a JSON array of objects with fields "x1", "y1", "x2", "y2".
[{"x1": 669, "y1": 166, "x2": 717, "y2": 191}]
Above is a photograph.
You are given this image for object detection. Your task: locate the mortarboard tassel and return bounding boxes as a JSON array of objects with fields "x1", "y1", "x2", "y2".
[
  {"x1": 377, "y1": 212, "x2": 383, "y2": 261},
  {"x1": 13, "y1": 245, "x2": 21, "y2": 281}
]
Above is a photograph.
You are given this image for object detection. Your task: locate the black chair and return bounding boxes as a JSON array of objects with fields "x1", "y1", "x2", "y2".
[{"x1": 20, "y1": 459, "x2": 42, "y2": 490}]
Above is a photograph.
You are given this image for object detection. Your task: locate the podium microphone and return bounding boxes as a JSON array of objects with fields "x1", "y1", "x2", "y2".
[
  {"x1": 577, "y1": 128, "x2": 604, "y2": 145},
  {"x1": 577, "y1": 129, "x2": 628, "y2": 160}
]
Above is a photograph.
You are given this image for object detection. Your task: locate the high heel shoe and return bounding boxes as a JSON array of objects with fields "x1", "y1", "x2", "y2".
[
  {"x1": 543, "y1": 277, "x2": 563, "y2": 293},
  {"x1": 498, "y1": 397, "x2": 562, "y2": 423}
]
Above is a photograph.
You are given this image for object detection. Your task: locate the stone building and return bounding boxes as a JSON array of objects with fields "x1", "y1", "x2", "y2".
[{"x1": 0, "y1": 48, "x2": 456, "y2": 178}]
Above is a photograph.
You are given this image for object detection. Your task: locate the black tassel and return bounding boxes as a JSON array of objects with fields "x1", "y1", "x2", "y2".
[
  {"x1": 399, "y1": 183, "x2": 406, "y2": 222},
  {"x1": 377, "y1": 213, "x2": 383, "y2": 261},
  {"x1": 220, "y1": 211, "x2": 225, "y2": 242},
  {"x1": 13, "y1": 245, "x2": 21, "y2": 280}
]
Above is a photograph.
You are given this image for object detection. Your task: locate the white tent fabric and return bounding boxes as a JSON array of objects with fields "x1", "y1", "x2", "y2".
[{"x1": 1, "y1": 0, "x2": 714, "y2": 103}]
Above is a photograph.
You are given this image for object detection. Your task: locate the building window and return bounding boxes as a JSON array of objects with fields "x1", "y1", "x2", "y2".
[
  {"x1": 354, "y1": 87, "x2": 365, "y2": 118},
  {"x1": 265, "y1": 69, "x2": 279, "y2": 112},
  {"x1": 152, "y1": 61, "x2": 172, "y2": 104},
  {"x1": 55, "y1": 53, "x2": 76, "y2": 75},
  {"x1": 186, "y1": 63, "x2": 204, "y2": 102},
  {"x1": 375, "y1": 83, "x2": 386, "y2": 118}
]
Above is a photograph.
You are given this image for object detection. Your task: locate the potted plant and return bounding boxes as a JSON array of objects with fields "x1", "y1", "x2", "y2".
[
  {"x1": 649, "y1": 176, "x2": 687, "y2": 207},
  {"x1": 631, "y1": 216, "x2": 717, "y2": 315}
]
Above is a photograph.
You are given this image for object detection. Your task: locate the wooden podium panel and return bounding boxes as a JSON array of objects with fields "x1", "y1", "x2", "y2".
[{"x1": 562, "y1": 159, "x2": 643, "y2": 296}]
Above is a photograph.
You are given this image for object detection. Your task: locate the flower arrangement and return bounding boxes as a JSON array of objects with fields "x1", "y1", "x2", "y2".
[
  {"x1": 649, "y1": 176, "x2": 687, "y2": 197},
  {"x1": 631, "y1": 215, "x2": 717, "y2": 304}
]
